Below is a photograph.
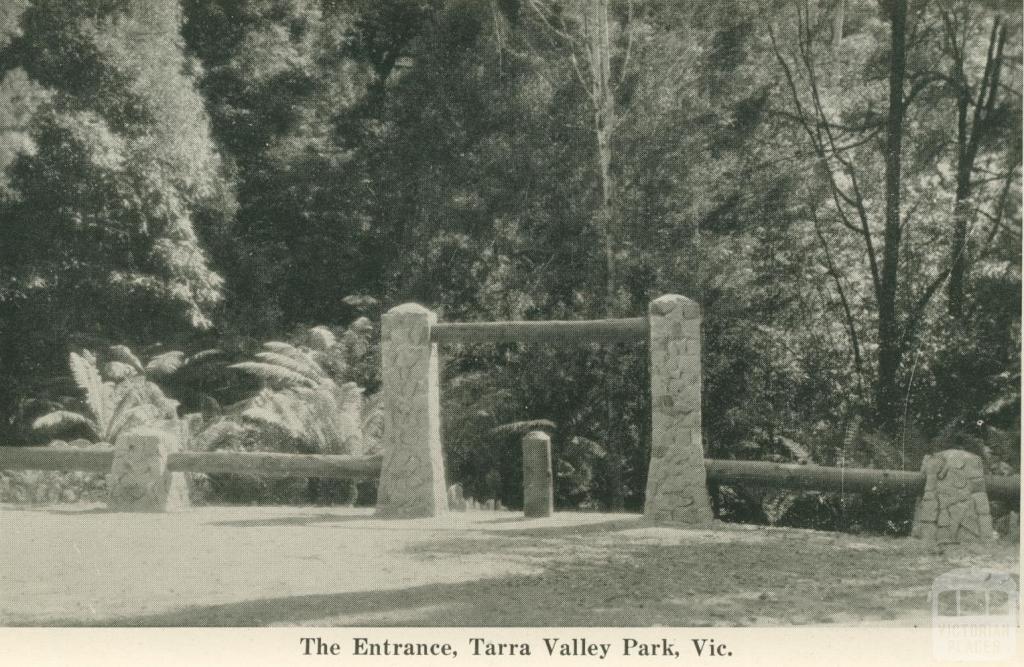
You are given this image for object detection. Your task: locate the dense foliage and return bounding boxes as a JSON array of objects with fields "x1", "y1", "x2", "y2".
[{"x1": 0, "y1": 1, "x2": 1019, "y2": 526}]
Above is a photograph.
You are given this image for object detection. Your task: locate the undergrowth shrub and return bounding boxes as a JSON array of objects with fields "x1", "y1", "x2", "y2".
[
  {"x1": 0, "y1": 440, "x2": 107, "y2": 504},
  {"x1": 194, "y1": 322, "x2": 381, "y2": 506}
]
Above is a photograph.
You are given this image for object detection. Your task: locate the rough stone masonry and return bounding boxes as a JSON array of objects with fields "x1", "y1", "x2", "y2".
[
  {"x1": 912, "y1": 449, "x2": 994, "y2": 546},
  {"x1": 376, "y1": 303, "x2": 448, "y2": 518},
  {"x1": 107, "y1": 426, "x2": 189, "y2": 512},
  {"x1": 644, "y1": 294, "x2": 714, "y2": 523}
]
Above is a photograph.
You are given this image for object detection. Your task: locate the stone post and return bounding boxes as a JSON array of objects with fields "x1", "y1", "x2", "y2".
[
  {"x1": 448, "y1": 483, "x2": 466, "y2": 511},
  {"x1": 912, "y1": 449, "x2": 994, "y2": 546},
  {"x1": 644, "y1": 294, "x2": 714, "y2": 523},
  {"x1": 107, "y1": 426, "x2": 189, "y2": 512},
  {"x1": 522, "y1": 431, "x2": 554, "y2": 518},
  {"x1": 376, "y1": 303, "x2": 448, "y2": 518}
]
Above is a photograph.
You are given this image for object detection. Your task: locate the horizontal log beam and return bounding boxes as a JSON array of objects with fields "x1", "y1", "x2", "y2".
[
  {"x1": 167, "y1": 451, "x2": 383, "y2": 479},
  {"x1": 0, "y1": 446, "x2": 114, "y2": 472},
  {"x1": 431, "y1": 317, "x2": 649, "y2": 345},
  {"x1": 706, "y1": 459, "x2": 1020, "y2": 504},
  {"x1": 0, "y1": 447, "x2": 382, "y2": 480},
  {"x1": 1, "y1": 447, "x2": 1016, "y2": 503}
]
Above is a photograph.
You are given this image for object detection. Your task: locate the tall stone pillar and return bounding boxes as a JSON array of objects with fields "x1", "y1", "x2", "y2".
[
  {"x1": 645, "y1": 294, "x2": 713, "y2": 524},
  {"x1": 107, "y1": 426, "x2": 189, "y2": 512},
  {"x1": 376, "y1": 303, "x2": 448, "y2": 518}
]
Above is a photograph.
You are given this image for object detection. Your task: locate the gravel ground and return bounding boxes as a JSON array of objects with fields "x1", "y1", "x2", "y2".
[{"x1": 1, "y1": 503, "x2": 1017, "y2": 626}]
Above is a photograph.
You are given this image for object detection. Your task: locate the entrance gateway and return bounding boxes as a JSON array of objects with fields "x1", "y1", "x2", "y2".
[{"x1": 374, "y1": 294, "x2": 713, "y2": 523}]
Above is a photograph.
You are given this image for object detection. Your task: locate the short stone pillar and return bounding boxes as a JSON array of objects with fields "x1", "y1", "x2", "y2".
[
  {"x1": 448, "y1": 483, "x2": 466, "y2": 511},
  {"x1": 644, "y1": 294, "x2": 713, "y2": 524},
  {"x1": 107, "y1": 426, "x2": 189, "y2": 512},
  {"x1": 522, "y1": 431, "x2": 554, "y2": 518},
  {"x1": 912, "y1": 449, "x2": 994, "y2": 546},
  {"x1": 376, "y1": 303, "x2": 448, "y2": 518}
]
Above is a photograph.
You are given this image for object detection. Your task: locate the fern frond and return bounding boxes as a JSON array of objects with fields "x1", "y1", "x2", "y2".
[
  {"x1": 334, "y1": 381, "x2": 365, "y2": 454},
  {"x1": 186, "y1": 348, "x2": 224, "y2": 365},
  {"x1": 253, "y1": 351, "x2": 324, "y2": 384},
  {"x1": 69, "y1": 351, "x2": 111, "y2": 430},
  {"x1": 269, "y1": 391, "x2": 310, "y2": 435},
  {"x1": 192, "y1": 419, "x2": 247, "y2": 451},
  {"x1": 350, "y1": 316, "x2": 373, "y2": 334},
  {"x1": 231, "y1": 362, "x2": 318, "y2": 388},
  {"x1": 490, "y1": 419, "x2": 557, "y2": 436},
  {"x1": 305, "y1": 326, "x2": 337, "y2": 351},
  {"x1": 32, "y1": 411, "x2": 99, "y2": 437},
  {"x1": 262, "y1": 341, "x2": 307, "y2": 358},
  {"x1": 222, "y1": 395, "x2": 258, "y2": 415},
  {"x1": 776, "y1": 436, "x2": 813, "y2": 464},
  {"x1": 242, "y1": 389, "x2": 301, "y2": 438},
  {"x1": 263, "y1": 341, "x2": 333, "y2": 375},
  {"x1": 361, "y1": 393, "x2": 384, "y2": 454},
  {"x1": 106, "y1": 345, "x2": 144, "y2": 373},
  {"x1": 107, "y1": 404, "x2": 161, "y2": 444},
  {"x1": 109, "y1": 378, "x2": 143, "y2": 427},
  {"x1": 146, "y1": 350, "x2": 185, "y2": 376},
  {"x1": 103, "y1": 361, "x2": 138, "y2": 382},
  {"x1": 104, "y1": 377, "x2": 176, "y2": 441},
  {"x1": 242, "y1": 405, "x2": 295, "y2": 438},
  {"x1": 136, "y1": 379, "x2": 178, "y2": 418}
]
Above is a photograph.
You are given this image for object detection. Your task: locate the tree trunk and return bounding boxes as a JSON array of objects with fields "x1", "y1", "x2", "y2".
[
  {"x1": 589, "y1": 0, "x2": 616, "y2": 315},
  {"x1": 947, "y1": 19, "x2": 1006, "y2": 321},
  {"x1": 832, "y1": 0, "x2": 845, "y2": 45},
  {"x1": 876, "y1": 0, "x2": 907, "y2": 430},
  {"x1": 587, "y1": 0, "x2": 624, "y2": 510}
]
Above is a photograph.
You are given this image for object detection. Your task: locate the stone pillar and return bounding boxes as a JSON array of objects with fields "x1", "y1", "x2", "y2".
[
  {"x1": 912, "y1": 449, "x2": 994, "y2": 546},
  {"x1": 376, "y1": 303, "x2": 448, "y2": 518},
  {"x1": 107, "y1": 426, "x2": 189, "y2": 512},
  {"x1": 448, "y1": 483, "x2": 466, "y2": 511},
  {"x1": 644, "y1": 294, "x2": 713, "y2": 524},
  {"x1": 522, "y1": 431, "x2": 554, "y2": 518}
]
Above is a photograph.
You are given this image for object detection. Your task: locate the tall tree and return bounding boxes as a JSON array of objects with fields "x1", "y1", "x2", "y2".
[
  {"x1": 0, "y1": 0, "x2": 234, "y2": 435},
  {"x1": 938, "y1": 1, "x2": 1016, "y2": 321},
  {"x1": 877, "y1": 0, "x2": 908, "y2": 428}
]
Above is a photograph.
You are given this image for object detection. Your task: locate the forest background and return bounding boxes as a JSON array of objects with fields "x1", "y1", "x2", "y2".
[{"x1": 0, "y1": 0, "x2": 1020, "y2": 529}]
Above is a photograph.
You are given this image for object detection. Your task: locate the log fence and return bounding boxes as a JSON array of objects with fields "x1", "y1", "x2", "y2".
[{"x1": 1, "y1": 294, "x2": 1019, "y2": 545}]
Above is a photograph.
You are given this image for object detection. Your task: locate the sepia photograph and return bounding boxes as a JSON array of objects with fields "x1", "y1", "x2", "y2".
[{"x1": 0, "y1": 0, "x2": 1020, "y2": 657}]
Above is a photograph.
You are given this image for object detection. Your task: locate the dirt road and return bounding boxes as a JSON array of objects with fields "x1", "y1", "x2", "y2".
[{"x1": 1, "y1": 504, "x2": 1017, "y2": 626}]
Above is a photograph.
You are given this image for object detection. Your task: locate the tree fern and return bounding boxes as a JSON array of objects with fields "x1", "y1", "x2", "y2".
[
  {"x1": 32, "y1": 410, "x2": 98, "y2": 436},
  {"x1": 33, "y1": 348, "x2": 178, "y2": 444},
  {"x1": 145, "y1": 350, "x2": 186, "y2": 376},
  {"x1": 304, "y1": 326, "x2": 336, "y2": 351},
  {"x1": 230, "y1": 327, "x2": 375, "y2": 456},
  {"x1": 253, "y1": 350, "x2": 324, "y2": 384},
  {"x1": 106, "y1": 345, "x2": 144, "y2": 373},
  {"x1": 69, "y1": 351, "x2": 110, "y2": 435},
  {"x1": 103, "y1": 361, "x2": 138, "y2": 382},
  {"x1": 230, "y1": 362, "x2": 318, "y2": 389}
]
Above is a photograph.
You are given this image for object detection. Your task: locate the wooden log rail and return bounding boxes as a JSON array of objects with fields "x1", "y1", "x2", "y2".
[
  {"x1": 0, "y1": 447, "x2": 1017, "y2": 503},
  {"x1": 705, "y1": 459, "x2": 1020, "y2": 504},
  {"x1": 430, "y1": 317, "x2": 649, "y2": 345},
  {"x1": 0, "y1": 447, "x2": 382, "y2": 480}
]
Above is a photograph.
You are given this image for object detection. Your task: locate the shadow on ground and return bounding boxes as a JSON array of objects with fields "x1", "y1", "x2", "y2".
[
  {"x1": 21, "y1": 529, "x2": 1010, "y2": 628},
  {"x1": 210, "y1": 513, "x2": 374, "y2": 528}
]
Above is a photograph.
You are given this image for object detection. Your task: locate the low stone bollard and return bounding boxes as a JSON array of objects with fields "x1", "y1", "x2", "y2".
[
  {"x1": 107, "y1": 426, "x2": 190, "y2": 512},
  {"x1": 448, "y1": 483, "x2": 466, "y2": 511},
  {"x1": 911, "y1": 449, "x2": 994, "y2": 546},
  {"x1": 522, "y1": 431, "x2": 554, "y2": 518}
]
